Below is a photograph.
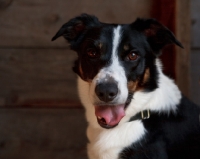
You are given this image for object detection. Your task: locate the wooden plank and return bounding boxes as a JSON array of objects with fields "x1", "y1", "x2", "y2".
[
  {"x1": 191, "y1": 0, "x2": 200, "y2": 48},
  {"x1": 190, "y1": 0, "x2": 200, "y2": 105},
  {"x1": 151, "y1": 0, "x2": 191, "y2": 97},
  {"x1": 0, "y1": 0, "x2": 152, "y2": 48},
  {"x1": 175, "y1": 0, "x2": 190, "y2": 96},
  {"x1": 0, "y1": 49, "x2": 80, "y2": 107},
  {"x1": 190, "y1": 50, "x2": 200, "y2": 105},
  {"x1": 0, "y1": 108, "x2": 87, "y2": 159},
  {"x1": 151, "y1": 0, "x2": 176, "y2": 79}
]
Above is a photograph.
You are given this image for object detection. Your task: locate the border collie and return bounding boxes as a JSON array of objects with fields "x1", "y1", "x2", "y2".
[{"x1": 52, "y1": 14, "x2": 200, "y2": 159}]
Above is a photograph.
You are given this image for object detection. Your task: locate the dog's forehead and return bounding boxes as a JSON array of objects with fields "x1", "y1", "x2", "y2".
[
  {"x1": 98, "y1": 24, "x2": 124, "y2": 41},
  {"x1": 93, "y1": 24, "x2": 147, "y2": 52},
  {"x1": 97, "y1": 24, "x2": 119, "y2": 42}
]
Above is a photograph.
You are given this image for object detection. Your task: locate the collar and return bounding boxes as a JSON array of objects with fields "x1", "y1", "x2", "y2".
[{"x1": 129, "y1": 110, "x2": 151, "y2": 122}]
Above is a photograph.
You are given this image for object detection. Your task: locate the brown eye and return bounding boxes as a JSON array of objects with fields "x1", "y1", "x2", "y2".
[
  {"x1": 127, "y1": 51, "x2": 138, "y2": 61},
  {"x1": 87, "y1": 48, "x2": 100, "y2": 58}
]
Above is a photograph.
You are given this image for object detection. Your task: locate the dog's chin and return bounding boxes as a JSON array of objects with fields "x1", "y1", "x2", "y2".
[
  {"x1": 97, "y1": 118, "x2": 118, "y2": 129},
  {"x1": 94, "y1": 104, "x2": 126, "y2": 129}
]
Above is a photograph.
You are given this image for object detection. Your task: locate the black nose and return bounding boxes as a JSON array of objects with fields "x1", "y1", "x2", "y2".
[{"x1": 95, "y1": 83, "x2": 118, "y2": 102}]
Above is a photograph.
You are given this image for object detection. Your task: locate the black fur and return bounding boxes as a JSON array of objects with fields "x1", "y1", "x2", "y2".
[{"x1": 120, "y1": 96, "x2": 200, "y2": 159}]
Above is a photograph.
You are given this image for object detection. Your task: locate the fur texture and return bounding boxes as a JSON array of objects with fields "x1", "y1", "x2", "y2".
[{"x1": 52, "y1": 14, "x2": 200, "y2": 159}]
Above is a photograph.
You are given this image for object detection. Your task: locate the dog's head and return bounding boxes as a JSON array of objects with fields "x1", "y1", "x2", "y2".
[{"x1": 52, "y1": 14, "x2": 183, "y2": 129}]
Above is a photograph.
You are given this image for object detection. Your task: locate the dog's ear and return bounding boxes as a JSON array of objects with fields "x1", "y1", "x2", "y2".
[
  {"x1": 51, "y1": 14, "x2": 100, "y2": 47},
  {"x1": 131, "y1": 18, "x2": 183, "y2": 53}
]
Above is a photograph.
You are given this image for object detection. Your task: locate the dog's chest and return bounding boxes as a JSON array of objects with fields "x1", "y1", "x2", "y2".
[{"x1": 87, "y1": 121, "x2": 146, "y2": 159}]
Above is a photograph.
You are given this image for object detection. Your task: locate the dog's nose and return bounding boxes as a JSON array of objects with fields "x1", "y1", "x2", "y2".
[{"x1": 95, "y1": 83, "x2": 118, "y2": 102}]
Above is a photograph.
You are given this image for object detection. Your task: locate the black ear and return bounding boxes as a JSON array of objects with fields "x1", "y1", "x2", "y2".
[
  {"x1": 51, "y1": 14, "x2": 100, "y2": 46},
  {"x1": 131, "y1": 18, "x2": 183, "y2": 53}
]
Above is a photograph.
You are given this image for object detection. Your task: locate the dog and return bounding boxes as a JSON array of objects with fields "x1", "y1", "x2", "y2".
[{"x1": 52, "y1": 14, "x2": 200, "y2": 159}]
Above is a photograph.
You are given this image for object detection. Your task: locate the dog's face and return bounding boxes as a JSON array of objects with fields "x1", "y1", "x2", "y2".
[{"x1": 52, "y1": 14, "x2": 183, "y2": 129}]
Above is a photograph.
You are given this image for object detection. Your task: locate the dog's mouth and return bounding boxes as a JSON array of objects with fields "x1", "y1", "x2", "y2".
[
  {"x1": 94, "y1": 92, "x2": 133, "y2": 129},
  {"x1": 95, "y1": 104, "x2": 125, "y2": 129}
]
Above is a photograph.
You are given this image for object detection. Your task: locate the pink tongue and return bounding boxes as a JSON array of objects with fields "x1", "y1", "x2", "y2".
[{"x1": 95, "y1": 105, "x2": 125, "y2": 126}]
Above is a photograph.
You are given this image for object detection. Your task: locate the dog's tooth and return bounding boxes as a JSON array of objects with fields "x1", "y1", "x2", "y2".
[{"x1": 97, "y1": 116, "x2": 102, "y2": 119}]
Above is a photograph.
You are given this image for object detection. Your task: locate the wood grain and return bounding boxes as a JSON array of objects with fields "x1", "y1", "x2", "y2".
[
  {"x1": 0, "y1": 0, "x2": 152, "y2": 48},
  {"x1": 0, "y1": 108, "x2": 87, "y2": 159},
  {"x1": 191, "y1": 0, "x2": 200, "y2": 48},
  {"x1": 151, "y1": 0, "x2": 176, "y2": 79},
  {"x1": 190, "y1": 50, "x2": 200, "y2": 105},
  {"x1": 0, "y1": 49, "x2": 80, "y2": 107},
  {"x1": 176, "y1": 0, "x2": 191, "y2": 96},
  {"x1": 190, "y1": 0, "x2": 200, "y2": 105}
]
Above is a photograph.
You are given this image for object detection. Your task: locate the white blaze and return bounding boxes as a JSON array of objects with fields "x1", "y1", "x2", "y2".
[{"x1": 90, "y1": 25, "x2": 128, "y2": 105}]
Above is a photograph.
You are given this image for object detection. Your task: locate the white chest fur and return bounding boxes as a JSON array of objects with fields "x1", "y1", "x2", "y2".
[{"x1": 86, "y1": 121, "x2": 146, "y2": 159}]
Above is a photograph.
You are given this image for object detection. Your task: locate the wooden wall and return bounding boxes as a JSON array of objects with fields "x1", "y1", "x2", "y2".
[
  {"x1": 176, "y1": 0, "x2": 191, "y2": 97},
  {"x1": 190, "y1": 0, "x2": 200, "y2": 105},
  {"x1": 0, "y1": 0, "x2": 152, "y2": 158}
]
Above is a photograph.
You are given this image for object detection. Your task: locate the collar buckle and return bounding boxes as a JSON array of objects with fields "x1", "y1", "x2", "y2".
[{"x1": 141, "y1": 110, "x2": 150, "y2": 119}]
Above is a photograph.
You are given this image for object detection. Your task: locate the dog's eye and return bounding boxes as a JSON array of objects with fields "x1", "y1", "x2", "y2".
[
  {"x1": 87, "y1": 48, "x2": 100, "y2": 58},
  {"x1": 126, "y1": 51, "x2": 138, "y2": 61}
]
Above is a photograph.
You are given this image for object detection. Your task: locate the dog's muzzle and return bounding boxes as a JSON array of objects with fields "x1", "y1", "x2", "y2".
[{"x1": 94, "y1": 82, "x2": 126, "y2": 129}]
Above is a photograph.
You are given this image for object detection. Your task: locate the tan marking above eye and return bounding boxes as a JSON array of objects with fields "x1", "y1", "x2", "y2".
[{"x1": 123, "y1": 44, "x2": 129, "y2": 51}]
